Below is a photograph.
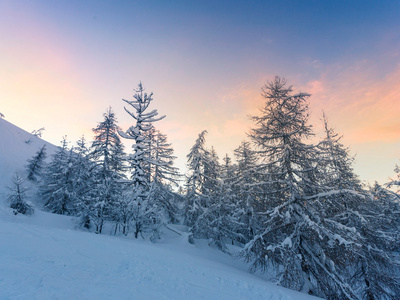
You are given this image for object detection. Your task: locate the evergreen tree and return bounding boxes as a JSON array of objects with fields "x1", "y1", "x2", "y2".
[
  {"x1": 316, "y1": 116, "x2": 400, "y2": 298},
  {"x1": 72, "y1": 137, "x2": 96, "y2": 230},
  {"x1": 146, "y1": 127, "x2": 181, "y2": 224},
  {"x1": 203, "y1": 146, "x2": 221, "y2": 196},
  {"x1": 386, "y1": 164, "x2": 400, "y2": 195},
  {"x1": 119, "y1": 83, "x2": 166, "y2": 239},
  {"x1": 91, "y1": 107, "x2": 126, "y2": 175},
  {"x1": 40, "y1": 137, "x2": 78, "y2": 215},
  {"x1": 88, "y1": 108, "x2": 126, "y2": 233},
  {"x1": 318, "y1": 112, "x2": 361, "y2": 190},
  {"x1": 185, "y1": 136, "x2": 244, "y2": 249},
  {"x1": 193, "y1": 153, "x2": 245, "y2": 252},
  {"x1": 221, "y1": 154, "x2": 235, "y2": 179},
  {"x1": 145, "y1": 127, "x2": 180, "y2": 186},
  {"x1": 241, "y1": 77, "x2": 360, "y2": 298},
  {"x1": 7, "y1": 173, "x2": 34, "y2": 215},
  {"x1": 184, "y1": 130, "x2": 209, "y2": 226},
  {"x1": 233, "y1": 141, "x2": 259, "y2": 241},
  {"x1": 26, "y1": 145, "x2": 47, "y2": 182}
]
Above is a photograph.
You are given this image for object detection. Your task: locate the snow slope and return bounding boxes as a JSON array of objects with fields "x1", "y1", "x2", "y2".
[
  {"x1": 0, "y1": 118, "x2": 58, "y2": 193},
  {"x1": 0, "y1": 208, "x2": 319, "y2": 300},
  {"x1": 0, "y1": 119, "x2": 319, "y2": 299}
]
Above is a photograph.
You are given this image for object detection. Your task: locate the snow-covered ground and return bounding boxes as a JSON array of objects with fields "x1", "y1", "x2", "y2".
[
  {"x1": 0, "y1": 118, "x2": 319, "y2": 299},
  {"x1": 0, "y1": 206, "x2": 318, "y2": 300},
  {"x1": 0, "y1": 118, "x2": 58, "y2": 193}
]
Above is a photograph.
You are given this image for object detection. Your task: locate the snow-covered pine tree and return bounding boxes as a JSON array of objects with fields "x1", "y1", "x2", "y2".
[
  {"x1": 7, "y1": 173, "x2": 34, "y2": 215},
  {"x1": 40, "y1": 137, "x2": 78, "y2": 215},
  {"x1": 233, "y1": 141, "x2": 260, "y2": 242},
  {"x1": 383, "y1": 166, "x2": 400, "y2": 243},
  {"x1": 196, "y1": 153, "x2": 246, "y2": 252},
  {"x1": 26, "y1": 145, "x2": 47, "y2": 182},
  {"x1": 318, "y1": 112, "x2": 361, "y2": 190},
  {"x1": 87, "y1": 108, "x2": 126, "y2": 233},
  {"x1": 144, "y1": 127, "x2": 181, "y2": 224},
  {"x1": 119, "y1": 83, "x2": 166, "y2": 239},
  {"x1": 222, "y1": 154, "x2": 235, "y2": 180},
  {"x1": 185, "y1": 138, "x2": 245, "y2": 251},
  {"x1": 91, "y1": 107, "x2": 126, "y2": 175},
  {"x1": 220, "y1": 154, "x2": 246, "y2": 246},
  {"x1": 187, "y1": 143, "x2": 225, "y2": 245},
  {"x1": 387, "y1": 164, "x2": 400, "y2": 195},
  {"x1": 69, "y1": 136, "x2": 96, "y2": 230},
  {"x1": 203, "y1": 147, "x2": 221, "y2": 195},
  {"x1": 241, "y1": 77, "x2": 360, "y2": 298},
  {"x1": 368, "y1": 182, "x2": 400, "y2": 253},
  {"x1": 184, "y1": 130, "x2": 209, "y2": 227},
  {"x1": 315, "y1": 114, "x2": 400, "y2": 298},
  {"x1": 146, "y1": 127, "x2": 180, "y2": 185},
  {"x1": 382, "y1": 173, "x2": 400, "y2": 240}
]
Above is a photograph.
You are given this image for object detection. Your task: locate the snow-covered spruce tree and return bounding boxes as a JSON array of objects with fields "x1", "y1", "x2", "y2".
[
  {"x1": 345, "y1": 190, "x2": 400, "y2": 299},
  {"x1": 186, "y1": 141, "x2": 246, "y2": 251},
  {"x1": 86, "y1": 108, "x2": 126, "y2": 234},
  {"x1": 7, "y1": 173, "x2": 34, "y2": 215},
  {"x1": 318, "y1": 112, "x2": 361, "y2": 191},
  {"x1": 184, "y1": 130, "x2": 210, "y2": 227},
  {"x1": 368, "y1": 182, "x2": 400, "y2": 253},
  {"x1": 203, "y1": 147, "x2": 221, "y2": 194},
  {"x1": 144, "y1": 127, "x2": 180, "y2": 185},
  {"x1": 197, "y1": 153, "x2": 247, "y2": 252},
  {"x1": 241, "y1": 77, "x2": 360, "y2": 298},
  {"x1": 342, "y1": 172, "x2": 400, "y2": 298},
  {"x1": 384, "y1": 165, "x2": 400, "y2": 241},
  {"x1": 316, "y1": 115, "x2": 400, "y2": 298},
  {"x1": 119, "y1": 83, "x2": 166, "y2": 239},
  {"x1": 387, "y1": 164, "x2": 400, "y2": 195},
  {"x1": 187, "y1": 143, "x2": 226, "y2": 245},
  {"x1": 26, "y1": 145, "x2": 47, "y2": 182},
  {"x1": 70, "y1": 137, "x2": 96, "y2": 230},
  {"x1": 144, "y1": 127, "x2": 181, "y2": 224},
  {"x1": 40, "y1": 137, "x2": 78, "y2": 215},
  {"x1": 233, "y1": 140, "x2": 260, "y2": 242},
  {"x1": 383, "y1": 171, "x2": 400, "y2": 239},
  {"x1": 222, "y1": 154, "x2": 235, "y2": 180}
]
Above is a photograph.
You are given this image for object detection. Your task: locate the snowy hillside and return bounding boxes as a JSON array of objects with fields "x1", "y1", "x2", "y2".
[
  {"x1": 0, "y1": 208, "x2": 318, "y2": 300},
  {"x1": 0, "y1": 119, "x2": 319, "y2": 299},
  {"x1": 0, "y1": 118, "x2": 58, "y2": 192}
]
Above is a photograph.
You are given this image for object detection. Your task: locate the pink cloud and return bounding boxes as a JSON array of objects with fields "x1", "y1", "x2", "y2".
[{"x1": 304, "y1": 61, "x2": 400, "y2": 144}]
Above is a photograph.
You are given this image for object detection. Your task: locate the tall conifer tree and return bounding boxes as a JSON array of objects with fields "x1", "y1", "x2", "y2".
[{"x1": 119, "y1": 83, "x2": 166, "y2": 239}]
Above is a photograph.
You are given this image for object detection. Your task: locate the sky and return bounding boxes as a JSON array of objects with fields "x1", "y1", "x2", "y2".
[{"x1": 1, "y1": 0, "x2": 400, "y2": 185}]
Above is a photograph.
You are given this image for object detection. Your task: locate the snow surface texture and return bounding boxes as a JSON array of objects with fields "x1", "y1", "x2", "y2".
[
  {"x1": 0, "y1": 209, "x2": 318, "y2": 300},
  {"x1": 0, "y1": 119, "x2": 319, "y2": 299}
]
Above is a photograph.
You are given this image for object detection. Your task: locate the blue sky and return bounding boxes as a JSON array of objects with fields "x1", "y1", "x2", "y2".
[{"x1": 1, "y1": 0, "x2": 400, "y2": 184}]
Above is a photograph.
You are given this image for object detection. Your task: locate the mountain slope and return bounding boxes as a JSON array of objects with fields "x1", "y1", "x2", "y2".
[
  {"x1": 0, "y1": 118, "x2": 58, "y2": 192},
  {"x1": 0, "y1": 119, "x2": 319, "y2": 299},
  {"x1": 0, "y1": 208, "x2": 318, "y2": 300}
]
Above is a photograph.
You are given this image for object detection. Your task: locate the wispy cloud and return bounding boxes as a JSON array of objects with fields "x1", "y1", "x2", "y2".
[{"x1": 303, "y1": 59, "x2": 400, "y2": 144}]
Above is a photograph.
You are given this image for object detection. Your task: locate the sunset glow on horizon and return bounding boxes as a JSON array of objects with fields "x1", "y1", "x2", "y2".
[{"x1": 1, "y1": 0, "x2": 400, "y2": 185}]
